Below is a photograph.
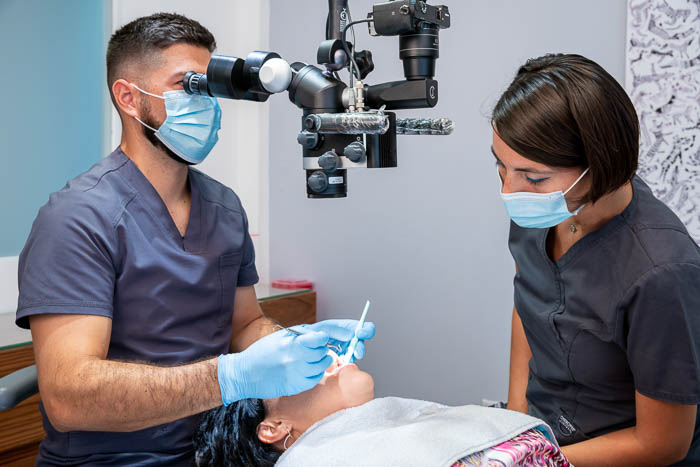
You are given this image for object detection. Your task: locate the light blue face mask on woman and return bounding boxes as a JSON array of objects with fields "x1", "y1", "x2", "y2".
[
  {"x1": 500, "y1": 167, "x2": 590, "y2": 229},
  {"x1": 132, "y1": 84, "x2": 221, "y2": 164}
]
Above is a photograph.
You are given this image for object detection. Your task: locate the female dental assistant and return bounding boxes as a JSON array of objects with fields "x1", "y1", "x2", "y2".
[{"x1": 492, "y1": 54, "x2": 700, "y2": 466}]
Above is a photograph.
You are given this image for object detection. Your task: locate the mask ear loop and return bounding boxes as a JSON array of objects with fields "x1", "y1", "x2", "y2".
[
  {"x1": 134, "y1": 116, "x2": 158, "y2": 132},
  {"x1": 130, "y1": 83, "x2": 165, "y2": 132},
  {"x1": 130, "y1": 83, "x2": 165, "y2": 100},
  {"x1": 283, "y1": 428, "x2": 294, "y2": 450},
  {"x1": 563, "y1": 167, "x2": 590, "y2": 216},
  {"x1": 563, "y1": 167, "x2": 590, "y2": 196}
]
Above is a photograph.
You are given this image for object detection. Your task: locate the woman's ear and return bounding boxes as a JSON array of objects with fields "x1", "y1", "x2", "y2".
[{"x1": 257, "y1": 419, "x2": 291, "y2": 445}]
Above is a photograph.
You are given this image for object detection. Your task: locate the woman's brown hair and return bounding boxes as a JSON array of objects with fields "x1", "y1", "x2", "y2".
[{"x1": 492, "y1": 53, "x2": 639, "y2": 203}]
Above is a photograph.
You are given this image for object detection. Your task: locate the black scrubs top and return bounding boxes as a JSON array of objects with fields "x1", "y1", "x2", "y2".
[
  {"x1": 16, "y1": 148, "x2": 258, "y2": 465},
  {"x1": 509, "y1": 176, "x2": 700, "y2": 463}
]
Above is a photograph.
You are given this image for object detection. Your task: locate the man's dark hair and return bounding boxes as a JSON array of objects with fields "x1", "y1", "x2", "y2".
[
  {"x1": 106, "y1": 12, "x2": 216, "y2": 105},
  {"x1": 492, "y1": 53, "x2": 639, "y2": 203},
  {"x1": 194, "y1": 399, "x2": 281, "y2": 467}
]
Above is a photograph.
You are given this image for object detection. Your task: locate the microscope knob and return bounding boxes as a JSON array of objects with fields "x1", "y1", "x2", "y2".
[
  {"x1": 353, "y1": 50, "x2": 375, "y2": 80},
  {"x1": 259, "y1": 58, "x2": 293, "y2": 93},
  {"x1": 343, "y1": 141, "x2": 366, "y2": 162},
  {"x1": 318, "y1": 151, "x2": 340, "y2": 172},
  {"x1": 308, "y1": 171, "x2": 329, "y2": 193},
  {"x1": 297, "y1": 131, "x2": 322, "y2": 150},
  {"x1": 304, "y1": 114, "x2": 322, "y2": 132}
]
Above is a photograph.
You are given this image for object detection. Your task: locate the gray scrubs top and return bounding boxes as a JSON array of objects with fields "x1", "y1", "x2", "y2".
[
  {"x1": 16, "y1": 147, "x2": 258, "y2": 466},
  {"x1": 509, "y1": 176, "x2": 700, "y2": 464}
]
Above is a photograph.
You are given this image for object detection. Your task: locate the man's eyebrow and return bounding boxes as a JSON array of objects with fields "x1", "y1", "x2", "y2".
[
  {"x1": 490, "y1": 146, "x2": 553, "y2": 175},
  {"x1": 167, "y1": 70, "x2": 191, "y2": 81}
]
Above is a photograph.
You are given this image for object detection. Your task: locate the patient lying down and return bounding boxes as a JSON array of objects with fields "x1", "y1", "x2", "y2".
[{"x1": 194, "y1": 353, "x2": 570, "y2": 467}]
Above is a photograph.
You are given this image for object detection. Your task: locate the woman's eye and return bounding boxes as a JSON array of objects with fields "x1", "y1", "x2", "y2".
[{"x1": 526, "y1": 176, "x2": 549, "y2": 185}]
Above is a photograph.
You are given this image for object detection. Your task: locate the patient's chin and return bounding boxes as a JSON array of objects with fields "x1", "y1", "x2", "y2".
[
  {"x1": 263, "y1": 365, "x2": 375, "y2": 440},
  {"x1": 338, "y1": 366, "x2": 374, "y2": 407}
]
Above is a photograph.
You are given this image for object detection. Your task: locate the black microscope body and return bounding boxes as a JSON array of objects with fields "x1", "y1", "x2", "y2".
[{"x1": 184, "y1": 0, "x2": 451, "y2": 198}]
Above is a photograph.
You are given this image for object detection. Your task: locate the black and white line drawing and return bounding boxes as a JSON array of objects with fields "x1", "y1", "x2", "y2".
[{"x1": 627, "y1": 0, "x2": 700, "y2": 241}]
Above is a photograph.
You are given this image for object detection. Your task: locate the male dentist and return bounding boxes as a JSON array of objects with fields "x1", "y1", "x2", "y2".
[{"x1": 16, "y1": 12, "x2": 374, "y2": 466}]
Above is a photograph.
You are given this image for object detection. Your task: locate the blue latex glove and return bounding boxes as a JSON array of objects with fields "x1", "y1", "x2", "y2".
[
  {"x1": 218, "y1": 329, "x2": 333, "y2": 405},
  {"x1": 293, "y1": 319, "x2": 376, "y2": 361}
]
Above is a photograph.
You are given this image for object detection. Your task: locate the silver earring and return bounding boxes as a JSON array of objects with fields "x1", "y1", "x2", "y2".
[{"x1": 283, "y1": 429, "x2": 293, "y2": 450}]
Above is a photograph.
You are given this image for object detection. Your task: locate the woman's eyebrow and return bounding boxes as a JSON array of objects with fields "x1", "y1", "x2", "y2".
[{"x1": 490, "y1": 146, "x2": 553, "y2": 175}]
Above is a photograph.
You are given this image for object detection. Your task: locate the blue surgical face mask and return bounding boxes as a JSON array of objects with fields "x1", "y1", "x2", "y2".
[
  {"x1": 500, "y1": 167, "x2": 590, "y2": 229},
  {"x1": 131, "y1": 84, "x2": 221, "y2": 164}
]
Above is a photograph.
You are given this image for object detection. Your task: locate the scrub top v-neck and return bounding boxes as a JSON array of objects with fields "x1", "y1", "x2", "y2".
[
  {"x1": 130, "y1": 150, "x2": 205, "y2": 253},
  {"x1": 16, "y1": 147, "x2": 258, "y2": 465},
  {"x1": 508, "y1": 176, "x2": 700, "y2": 463}
]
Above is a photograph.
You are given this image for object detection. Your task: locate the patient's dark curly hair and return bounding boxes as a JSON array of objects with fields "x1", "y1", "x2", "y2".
[{"x1": 194, "y1": 399, "x2": 282, "y2": 467}]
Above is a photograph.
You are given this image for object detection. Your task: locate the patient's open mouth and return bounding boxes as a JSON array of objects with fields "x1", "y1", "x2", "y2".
[
  {"x1": 336, "y1": 363, "x2": 356, "y2": 375},
  {"x1": 324, "y1": 349, "x2": 359, "y2": 376}
]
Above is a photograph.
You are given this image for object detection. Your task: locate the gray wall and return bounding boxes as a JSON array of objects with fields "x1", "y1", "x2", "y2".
[{"x1": 269, "y1": 1, "x2": 627, "y2": 405}]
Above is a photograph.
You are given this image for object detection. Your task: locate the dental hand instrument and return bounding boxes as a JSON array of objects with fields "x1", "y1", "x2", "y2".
[
  {"x1": 273, "y1": 323, "x2": 343, "y2": 354},
  {"x1": 340, "y1": 300, "x2": 371, "y2": 365}
]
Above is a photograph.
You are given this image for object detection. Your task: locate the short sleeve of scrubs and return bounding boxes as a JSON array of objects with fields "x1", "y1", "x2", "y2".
[
  {"x1": 624, "y1": 262, "x2": 700, "y2": 403},
  {"x1": 237, "y1": 206, "x2": 258, "y2": 287},
  {"x1": 16, "y1": 191, "x2": 117, "y2": 328}
]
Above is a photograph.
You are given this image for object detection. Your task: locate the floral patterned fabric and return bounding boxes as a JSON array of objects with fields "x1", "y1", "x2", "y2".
[{"x1": 452, "y1": 428, "x2": 570, "y2": 467}]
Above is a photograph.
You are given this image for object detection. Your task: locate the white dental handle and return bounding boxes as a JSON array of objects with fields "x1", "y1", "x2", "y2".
[
  {"x1": 341, "y1": 336, "x2": 359, "y2": 366},
  {"x1": 341, "y1": 300, "x2": 371, "y2": 365}
]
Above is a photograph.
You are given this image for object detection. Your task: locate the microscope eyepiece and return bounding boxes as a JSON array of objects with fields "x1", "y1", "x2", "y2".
[
  {"x1": 183, "y1": 53, "x2": 288, "y2": 102},
  {"x1": 183, "y1": 71, "x2": 208, "y2": 96}
]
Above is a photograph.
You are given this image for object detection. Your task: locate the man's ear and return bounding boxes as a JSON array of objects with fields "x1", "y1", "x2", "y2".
[
  {"x1": 112, "y1": 79, "x2": 140, "y2": 118},
  {"x1": 257, "y1": 420, "x2": 291, "y2": 445}
]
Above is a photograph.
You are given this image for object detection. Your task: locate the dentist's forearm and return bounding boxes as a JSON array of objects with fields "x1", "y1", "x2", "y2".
[
  {"x1": 43, "y1": 356, "x2": 221, "y2": 432},
  {"x1": 230, "y1": 315, "x2": 276, "y2": 352}
]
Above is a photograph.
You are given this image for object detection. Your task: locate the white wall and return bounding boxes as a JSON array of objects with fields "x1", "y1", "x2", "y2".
[
  {"x1": 111, "y1": 0, "x2": 271, "y2": 282},
  {"x1": 0, "y1": 257, "x2": 19, "y2": 313},
  {"x1": 268, "y1": 0, "x2": 628, "y2": 405}
]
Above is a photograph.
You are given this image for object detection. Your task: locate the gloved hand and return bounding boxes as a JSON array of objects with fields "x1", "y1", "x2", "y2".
[
  {"x1": 218, "y1": 329, "x2": 333, "y2": 405},
  {"x1": 292, "y1": 319, "x2": 376, "y2": 361}
]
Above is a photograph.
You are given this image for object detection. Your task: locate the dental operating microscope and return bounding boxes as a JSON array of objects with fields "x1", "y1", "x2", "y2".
[{"x1": 183, "y1": 0, "x2": 453, "y2": 198}]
